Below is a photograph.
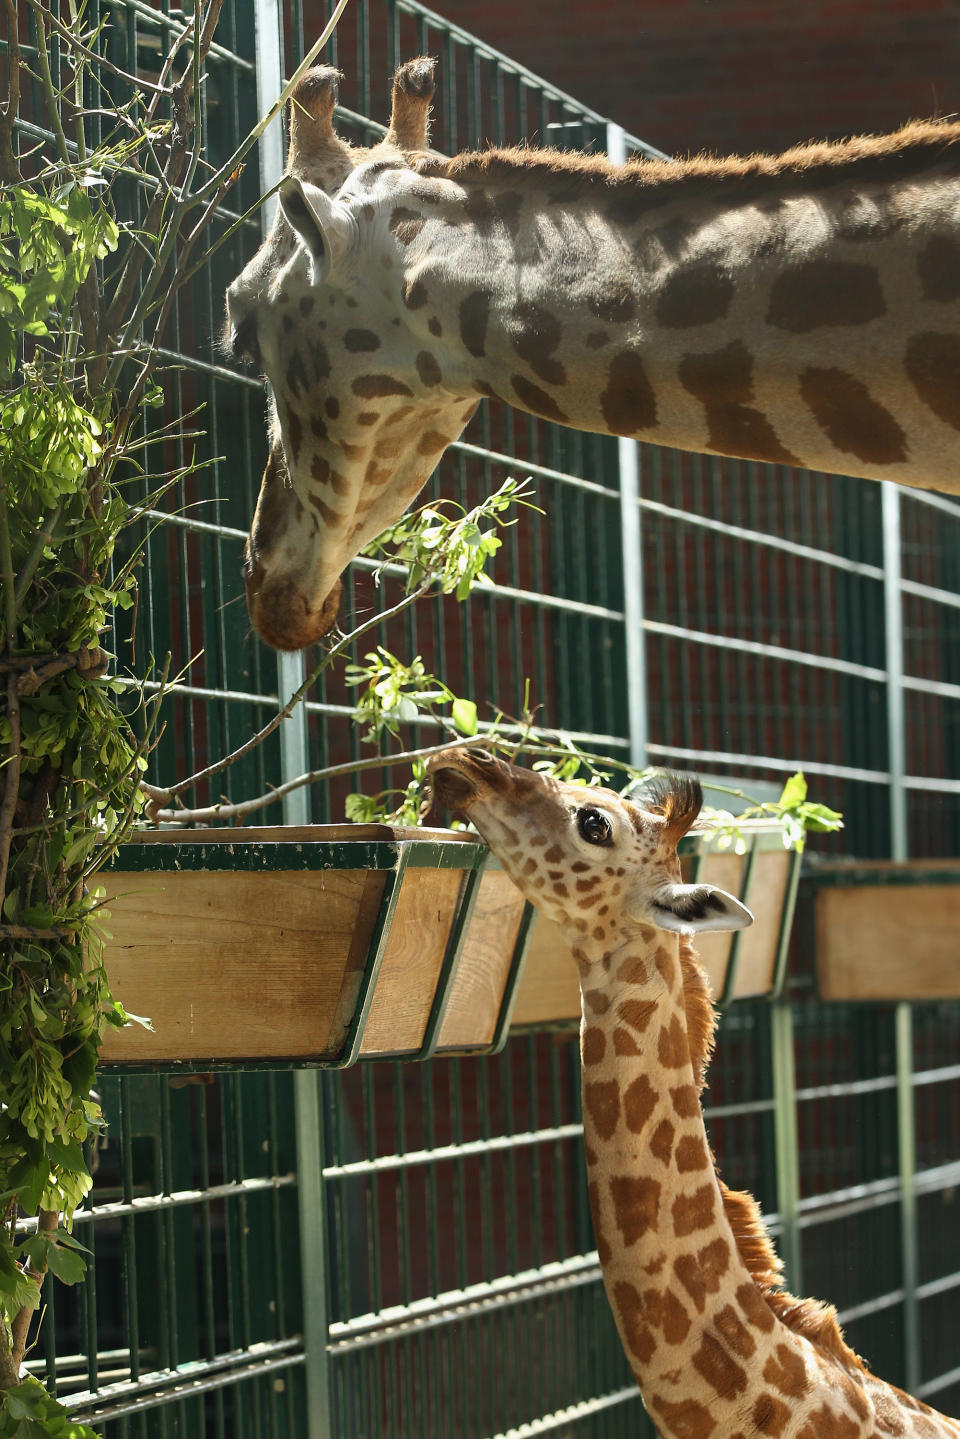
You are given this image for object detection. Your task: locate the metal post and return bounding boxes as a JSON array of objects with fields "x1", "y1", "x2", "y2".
[
  {"x1": 255, "y1": 4, "x2": 330, "y2": 1432},
  {"x1": 254, "y1": 0, "x2": 313, "y2": 827},
  {"x1": 882, "y1": 481, "x2": 920, "y2": 1391},
  {"x1": 882, "y1": 482, "x2": 907, "y2": 858},
  {"x1": 606, "y1": 122, "x2": 648, "y2": 770},
  {"x1": 294, "y1": 1070, "x2": 333, "y2": 1438},
  {"x1": 770, "y1": 998, "x2": 802, "y2": 1291}
]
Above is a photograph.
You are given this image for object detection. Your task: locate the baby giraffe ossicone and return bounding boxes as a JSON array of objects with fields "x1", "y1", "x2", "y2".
[{"x1": 427, "y1": 750, "x2": 960, "y2": 1439}]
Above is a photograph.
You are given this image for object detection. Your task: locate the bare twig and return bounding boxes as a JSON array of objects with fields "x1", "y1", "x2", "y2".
[
  {"x1": 26, "y1": 0, "x2": 73, "y2": 167},
  {"x1": 0, "y1": 0, "x2": 22, "y2": 184},
  {"x1": 103, "y1": 0, "x2": 225, "y2": 343},
  {"x1": 145, "y1": 577, "x2": 439, "y2": 809},
  {"x1": 13, "y1": 505, "x2": 63, "y2": 608},
  {"x1": 145, "y1": 731, "x2": 498, "y2": 826},
  {"x1": 26, "y1": 1, "x2": 165, "y2": 97}
]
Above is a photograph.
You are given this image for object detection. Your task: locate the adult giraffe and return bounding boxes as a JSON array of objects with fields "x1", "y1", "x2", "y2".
[
  {"x1": 426, "y1": 747, "x2": 960, "y2": 1439},
  {"x1": 226, "y1": 56, "x2": 960, "y2": 650}
]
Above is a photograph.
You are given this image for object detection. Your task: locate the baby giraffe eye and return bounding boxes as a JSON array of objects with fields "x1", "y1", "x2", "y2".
[{"x1": 577, "y1": 807, "x2": 613, "y2": 846}]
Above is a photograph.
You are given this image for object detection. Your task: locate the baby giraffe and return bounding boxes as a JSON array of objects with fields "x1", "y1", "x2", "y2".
[{"x1": 427, "y1": 749, "x2": 960, "y2": 1439}]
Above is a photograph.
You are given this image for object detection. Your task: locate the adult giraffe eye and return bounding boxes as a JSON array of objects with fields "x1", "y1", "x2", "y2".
[{"x1": 577, "y1": 808, "x2": 613, "y2": 846}]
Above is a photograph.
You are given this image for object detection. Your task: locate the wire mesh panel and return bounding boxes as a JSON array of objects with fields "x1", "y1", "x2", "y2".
[{"x1": 11, "y1": 0, "x2": 960, "y2": 1431}]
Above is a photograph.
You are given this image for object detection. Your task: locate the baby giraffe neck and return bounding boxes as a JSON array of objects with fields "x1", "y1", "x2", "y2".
[{"x1": 580, "y1": 933, "x2": 803, "y2": 1435}]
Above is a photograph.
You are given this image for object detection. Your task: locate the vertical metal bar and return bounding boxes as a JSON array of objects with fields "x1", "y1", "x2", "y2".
[
  {"x1": 883, "y1": 482, "x2": 920, "y2": 1388},
  {"x1": 770, "y1": 998, "x2": 802, "y2": 1290},
  {"x1": 294, "y1": 1071, "x2": 332, "y2": 1439},
  {"x1": 883, "y1": 482, "x2": 907, "y2": 857},
  {"x1": 607, "y1": 121, "x2": 647, "y2": 769},
  {"x1": 897, "y1": 1002, "x2": 920, "y2": 1392},
  {"x1": 255, "y1": 0, "x2": 312, "y2": 829}
]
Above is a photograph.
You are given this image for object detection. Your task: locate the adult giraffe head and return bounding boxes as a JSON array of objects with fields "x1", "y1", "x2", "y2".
[
  {"x1": 226, "y1": 57, "x2": 478, "y2": 650},
  {"x1": 230, "y1": 58, "x2": 960, "y2": 650}
]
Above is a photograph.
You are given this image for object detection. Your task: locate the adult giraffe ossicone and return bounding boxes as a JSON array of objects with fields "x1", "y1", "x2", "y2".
[
  {"x1": 227, "y1": 56, "x2": 960, "y2": 649},
  {"x1": 426, "y1": 748, "x2": 960, "y2": 1439}
]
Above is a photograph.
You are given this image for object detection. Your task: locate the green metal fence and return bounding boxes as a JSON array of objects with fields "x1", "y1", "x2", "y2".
[{"x1": 9, "y1": 0, "x2": 960, "y2": 1431}]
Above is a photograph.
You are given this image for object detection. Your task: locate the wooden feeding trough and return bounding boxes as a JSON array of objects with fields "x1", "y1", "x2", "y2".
[
  {"x1": 99, "y1": 817, "x2": 800, "y2": 1070},
  {"x1": 511, "y1": 821, "x2": 802, "y2": 1029},
  {"x1": 98, "y1": 825, "x2": 532, "y2": 1069},
  {"x1": 809, "y1": 859, "x2": 960, "y2": 1002}
]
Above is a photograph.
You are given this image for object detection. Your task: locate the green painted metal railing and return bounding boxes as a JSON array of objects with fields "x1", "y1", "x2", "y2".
[{"x1": 8, "y1": 0, "x2": 960, "y2": 1431}]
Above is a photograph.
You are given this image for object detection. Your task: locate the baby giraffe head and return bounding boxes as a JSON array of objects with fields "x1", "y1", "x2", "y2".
[{"x1": 427, "y1": 749, "x2": 752, "y2": 964}]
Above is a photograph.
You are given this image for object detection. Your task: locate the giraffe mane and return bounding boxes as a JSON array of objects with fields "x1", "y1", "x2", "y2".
[
  {"x1": 679, "y1": 934, "x2": 869, "y2": 1377},
  {"x1": 414, "y1": 116, "x2": 960, "y2": 207}
]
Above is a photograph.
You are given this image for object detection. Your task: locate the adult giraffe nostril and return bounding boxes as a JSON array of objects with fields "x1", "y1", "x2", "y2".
[
  {"x1": 429, "y1": 764, "x2": 477, "y2": 811},
  {"x1": 231, "y1": 316, "x2": 261, "y2": 370}
]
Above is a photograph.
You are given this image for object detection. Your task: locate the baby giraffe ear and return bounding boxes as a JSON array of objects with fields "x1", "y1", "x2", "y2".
[{"x1": 650, "y1": 882, "x2": 754, "y2": 934}]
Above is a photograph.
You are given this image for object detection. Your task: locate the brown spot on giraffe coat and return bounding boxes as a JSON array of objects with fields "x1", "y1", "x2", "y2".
[
  {"x1": 714, "y1": 1303, "x2": 757, "y2": 1358},
  {"x1": 763, "y1": 1342, "x2": 809, "y2": 1399},
  {"x1": 352, "y1": 374, "x2": 415, "y2": 399},
  {"x1": 678, "y1": 341, "x2": 800, "y2": 465},
  {"x1": 766, "y1": 260, "x2": 886, "y2": 331},
  {"x1": 692, "y1": 1332, "x2": 748, "y2": 1399},
  {"x1": 752, "y1": 1392, "x2": 792, "y2": 1437},
  {"x1": 610, "y1": 1175, "x2": 662, "y2": 1245},
  {"x1": 507, "y1": 300, "x2": 566, "y2": 386},
  {"x1": 650, "y1": 1118, "x2": 675, "y2": 1164},
  {"x1": 670, "y1": 1084, "x2": 699, "y2": 1118},
  {"x1": 613, "y1": 1281, "x2": 656, "y2": 1365},
  {"x1": 600, "y1": 350, "x2": 657, "y2": 434},
  {"x1": 643, "y1": 1282, "x2": 691, "y2": 1343},
  {"x1": 459, "y1": 290, "x2": 492, "y2": 357},
  {"x1": 673, "y1": 1235, "x2": 730, "y2": 1311},
  {"x1": 343, "y1": 328, "x2": 381, "y2": 352},
  {"x1": 796, "y1": 1407, "x2": 860, "y2": 1439},
  {"x1": 672, "y1": 1183, "x2": 716, "y2": 1236},
  {"x1": 656, "y1": 262, "x2": 734, "y2": 328},
  {"x1": 582, "y1": 1027, "x2": 606, "y2": 1065},
  {"x1": 905, "y1": 331, "x2": 960, "y2": 433},
  {"x1": 800, "y1": 366, "x2": 908, "y2": 463},
  {"x1": 389, "y1": 207, "x2": 424, "y2": 244},
  {"x1": 917, "y1": 233, "x2": 960, "y2": 301},
  {"x1": 675, "y1": 1134, "x2": 710, "y2": 1172},
  {"x1": 613, "y1": 1026, "x2": 642, "y2": 1056},
  {"x1": 658, "y1": 1015, "x2": 688, "y2": 1069},
  {"x1": 618, "y1": 997, "x2": 657, "y2": 1034},
  {"x1": 511, "y1": 374, "x2": 569, "y2": 423},
  {"x1": 650, "y1": 1395, "x2": 716, "y2": 1439},
  {"x1": 622, "y1": 1073, "x2": 659, "y2": 1133}
]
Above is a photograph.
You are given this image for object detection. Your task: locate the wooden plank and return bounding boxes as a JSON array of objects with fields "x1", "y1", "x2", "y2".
[
  {"x1": 816, "y1": 882, "x2": 960, "y2": 1000},
  {"x1": 511, "y1": 918, "x2": 581, "y2": 1028},
  {"x1": 693, "y1": 850, "x2": 788, "y2": 999},
  {"x1": 359, "y1": 867, "x2": 463, "y2": 1056},
  {"x1": 99, "y1": 868, "x2": 382, "y2": 1062},
  {"x1": 438, "y1": 871, "x2": 527, "y2": 1050}
]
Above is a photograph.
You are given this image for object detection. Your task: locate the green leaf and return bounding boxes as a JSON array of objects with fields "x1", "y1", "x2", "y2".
[
  {"x1": 777, "y1": 772, "x2": 807, "y2": 810},
  {"x1": 43, "y1": 1240, "x2": 86, "y2": 1286},
  {"x1": 451, "y1": 698, "x2": 478, "y2": 736}
]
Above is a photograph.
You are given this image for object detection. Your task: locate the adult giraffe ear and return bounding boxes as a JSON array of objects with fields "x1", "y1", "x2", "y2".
[
  {"x1": 649, "y1": 882, "x2": 754, "y2": 935},
  {"x1": 278, "y1": 176, "x2": 355, "y2": 284}
]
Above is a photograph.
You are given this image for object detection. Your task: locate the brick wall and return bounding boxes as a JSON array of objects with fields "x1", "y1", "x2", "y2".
[{"x1": 431, "y1": 0, "x2": 960, "y2": 157}]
